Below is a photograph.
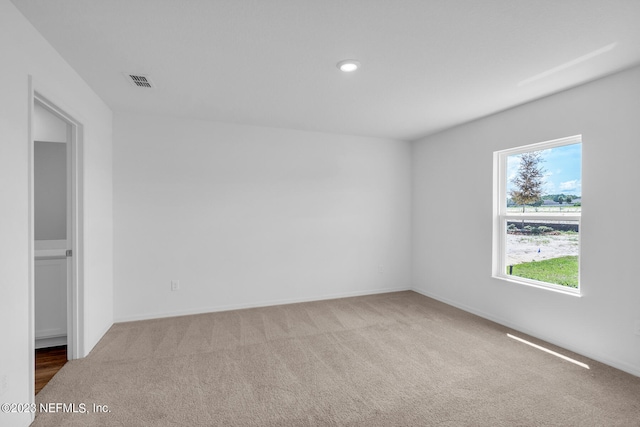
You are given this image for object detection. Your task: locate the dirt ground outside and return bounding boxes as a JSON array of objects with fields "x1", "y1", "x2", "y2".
[{"x1": 506, "y1": 232, "x2": 579, "y2": 266}]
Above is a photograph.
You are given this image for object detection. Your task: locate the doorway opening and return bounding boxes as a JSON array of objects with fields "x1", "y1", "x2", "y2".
[{"x1": 30, "y1": 93, "x2": 83, "y2": 396}]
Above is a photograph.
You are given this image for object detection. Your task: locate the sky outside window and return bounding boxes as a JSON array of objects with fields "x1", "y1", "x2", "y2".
[{"x1": 507, "y1": 143, "x2": 582, "y2": 209}]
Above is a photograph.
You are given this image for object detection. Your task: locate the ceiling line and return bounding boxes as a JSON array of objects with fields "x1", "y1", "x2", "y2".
[{"x1": 517, "y1": 42, "x2": 618, "y2": 87}]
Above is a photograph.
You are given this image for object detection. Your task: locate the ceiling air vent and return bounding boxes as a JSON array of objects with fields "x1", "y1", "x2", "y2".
[{"x1": 124, "y1": 73, "x2": 155, "y2": 88}]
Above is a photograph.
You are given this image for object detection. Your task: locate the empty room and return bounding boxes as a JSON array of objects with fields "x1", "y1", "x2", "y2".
[{"x1": 2, "y1": 0, "x2": 640, "y2": 426}]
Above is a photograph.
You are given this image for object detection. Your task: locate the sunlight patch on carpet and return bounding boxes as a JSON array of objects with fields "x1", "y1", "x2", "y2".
[{"x1": 507, "y1": 334, "x2": 590, "y2": 369}]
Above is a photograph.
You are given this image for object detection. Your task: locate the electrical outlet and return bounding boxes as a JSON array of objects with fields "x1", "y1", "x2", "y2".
[
  {"x1": 171, "y1": 280, "x2": 180, "y2": 291},
  {"x1": 634, "y1": 320, "x2": 640, "y2": 336}
]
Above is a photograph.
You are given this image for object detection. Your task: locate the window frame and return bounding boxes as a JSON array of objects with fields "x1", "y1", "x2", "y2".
[{"x1": 492, "y1": 135, "x2": 582, "y2": 296}]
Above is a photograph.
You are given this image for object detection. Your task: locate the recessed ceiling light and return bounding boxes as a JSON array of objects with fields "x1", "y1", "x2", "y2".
[{"x1": 337, "y1": 59, "x2": 361, "y2": 72}]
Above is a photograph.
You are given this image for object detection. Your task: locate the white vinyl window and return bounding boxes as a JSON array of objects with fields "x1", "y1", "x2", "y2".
[{"x1": 493, "y1": 135, "x2": 582, "y2": 295}]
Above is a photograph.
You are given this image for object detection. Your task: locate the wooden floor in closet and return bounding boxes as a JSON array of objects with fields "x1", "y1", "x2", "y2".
[{"x1": 35, "y1": 345, "x2": 67, "y2": 394}]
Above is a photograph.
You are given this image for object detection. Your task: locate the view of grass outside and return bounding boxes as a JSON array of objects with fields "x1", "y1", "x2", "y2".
[
  {"x1": 505, "y1": 142, "x2": 581, "y2": 289},
  {"x1": 509, "y1": 256, "x2": 578, "y2": 288},
  {"x1": 505, "y1": 222, "x2": 579, "y2": 287}
]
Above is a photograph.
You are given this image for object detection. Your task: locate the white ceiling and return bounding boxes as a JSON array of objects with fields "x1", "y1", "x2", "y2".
[{"x1": 12, "y1": 0, "x2": 640, "y2": 141}]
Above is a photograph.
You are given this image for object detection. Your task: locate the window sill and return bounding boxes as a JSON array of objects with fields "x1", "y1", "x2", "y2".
[{"x1": 493, "y1": 274, "x2": 582, "y2": 297}]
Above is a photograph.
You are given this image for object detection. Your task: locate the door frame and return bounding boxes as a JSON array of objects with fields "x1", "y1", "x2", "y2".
[{"x1": 28, "y1": 88, "x2": 84, "y2": 396}]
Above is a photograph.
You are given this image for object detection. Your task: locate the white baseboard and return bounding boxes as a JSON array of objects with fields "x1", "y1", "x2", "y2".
[
  {"x1": 114, "y1": 286, "x2": 412, "y2": 323},
  {"x1": 36, "y1": 335, "x2": 67, "y2": 349},
  {"x1": 410, "y1": 287, "x2": 640, "y2": 378}
]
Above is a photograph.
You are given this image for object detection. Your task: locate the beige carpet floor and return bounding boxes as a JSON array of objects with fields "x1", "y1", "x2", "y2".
[{"x1": 33, "y1": 291, "x2": 640, "y2": 426}]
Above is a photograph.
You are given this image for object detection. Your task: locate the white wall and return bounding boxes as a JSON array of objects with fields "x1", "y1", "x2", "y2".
[
  {"x1": 33, "y1": 103, "x2": 68, "y2": 240},
  {"x1": 0, "y1": 1, "x2": 113, "y2": 426},
  {"x1": 34, "y1": 102, "x2": 68, "y2": 143},
  {"x1": 32, "y1": 103, "x2": 69, "y2": 143},
  {"x1": 113, "y1": 113, "x2": 411, "y2": 321},
  {"x1": 34, "y1": 142, "x2": 66, "y2": 240},
  {"x1": 412, "y1": 65, "x2": 640, "y2": 376}
]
